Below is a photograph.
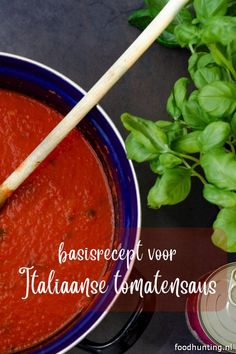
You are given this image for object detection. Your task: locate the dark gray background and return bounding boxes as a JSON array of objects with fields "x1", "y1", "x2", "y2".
[{"x1": 0, "y1": 1, "x2": 219, "y2": 353}]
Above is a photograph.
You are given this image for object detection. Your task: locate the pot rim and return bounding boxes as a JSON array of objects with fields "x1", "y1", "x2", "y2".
[{"x1": 0, "y1": 52, "x2": 142, "y2": 353}]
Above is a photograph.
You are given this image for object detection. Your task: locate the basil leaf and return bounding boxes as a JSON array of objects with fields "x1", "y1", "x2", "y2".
[
  {"x1": 155, "y1": 120, "x2": 173, "y2": 129},
  {"x1": 148, "y1": 167, "x2": 191, "y2": 208},
  {"x1": 197, "y1": 53, "x2": 216, "y2": 68},
  {"x1": 156, "y1": 121, "x2": 184, "y2": 143},
  {"x1": 128, "y1": 8, "x2": 152, "y2": 31},
  {"x1": 231, "y1": 112, "x2": 236, "y2": 139},
  {"x1": 198, "y1": 81, "x2": 236, "y2": 117},
  {"x1": 188, "y1": 52, "x2": 205, "y2": 78},
  {"x1": 150, "y1": 153, "x2": 182, "y2": 174},
  {"x1": 157, "y1": 31, "x2": 183, "y2": 48},
  {"x1": 188, "y1": 52, "x2": 225, "y2": 87},
  {"x1": 193, "y1": 66, "x2": 225, "y2": 89},
  {"x1": 125, "y1": 0, "x2": 236, "y2": 254},
  {"x1": 203, "y1": 184, "x2": 236, "y2": 208},
  {"x1": 201, "y1": 16, "x2": 236, "y2": 45},
  {"x1": 209, "y1": 43, "x2": 232, "y2": 71},
  {"x1": 159, "y1": 153, "x2": 182, "y2": 168},
  {"x1": 147, "y1": 0, "x2": 193, "y2": 47},
  {"x1": 125, "y1": 133, "x2": 158, "y2": 162},
  {"x1": 227, "y1": 1, "x2": 236, "y2": 16},
  {"x1": 166, "y1": 121, "x2": 184, "y2": 143},
  {"x1": 174, "y1": 78, "x2": 190, "y2": 111},
  {"x1": 198, "y1": 121, "x2": 231, "y2": 152},
  {"x1": 175, "y1": 23, "x2": 201, "y2": 47},
  {"x1": 189, "y1": 90, "x2": 199, "y2": 101},
  {"x1": 129, "y1": 0, "x2": 192, "y2": 48},
  {"x1": 201, "y1": 148, "x2": 236, "y2": 190},
  {"x1": 167, "y1": 78, "x2": 190, "y2": 118},
  {"x1": 150, "y1": 158, "x2": 165, "y2": 174},
  {"x1": 194, "y1": 0, "x2": 228, "y2": 23},
  {"x1": 172, "y1": 131, "x2": 201, "y2": 153},
  {"x1": 227, "y1": 40, "x2": 236, "y2": 71},
  {"x1": 212, "y1": 208, "x2": 236, "y2": 252},
  {"x1": 182, "y1": 99, "x2": 215, "y2": 130},
  {"x1": 188, "y1": 52, "x2": 215, "y2": 80},
  {"x1": 121, "y1": 113, "x2": 168, "y2": 152},
  {"x1": 167, "y1": 92, "x2": 181, "y2": 119}
]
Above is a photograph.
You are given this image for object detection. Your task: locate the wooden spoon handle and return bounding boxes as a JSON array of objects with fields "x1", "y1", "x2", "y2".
[{"x1": 0, "y1": 0, "x2": 189, "y2": 205}]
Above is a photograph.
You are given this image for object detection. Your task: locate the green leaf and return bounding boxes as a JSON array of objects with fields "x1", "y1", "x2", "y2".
[
  {"x1": 121, "y1": 113, "x2": 168, "y2": 152},
  {"x1": 172, "y1": 131, "x2": 201, "y2": 153},
  {"x1": 231, "y1": 112, "x2": 236, "y2": 139},
  {"x1": 198, "y1": 121, "x2": 231, "y2": 152},
  {"x1": 188, "y1": 52, "x2": 204, "y2": 78},
  {"x1": 125, "y1": 133, "x2": 158, "y2": 162},
  {"x1": 155, "y1": 121, "x2": 185, "y2": 144},
  {"x1": 174, "y1": 78, "x2": 190, "y2": 111},
  {"x1": 167, "y1": 78, "x2": 190, "y2": 118},
  {"x1": 175, "y1": 23, "x2": 201, "y2": 47},
  {"x1": 201, "y1": 148, "x2": 236, "y2": 190},
  {"x1": 167, "y1": 92, "x2": 181, "y2": 119},
  {"x1": 159, "y1": 153, "x2": 182, "y2": 168},
  {"x1": 194, "y1": 0, "x2": 228, "y2": 22},
  {"x1": 212, "y1": 208, "x2": 236, "y2": 252},
  {"x1": 155, "y1": 120, "x2": 173, "y2": 129},
  {"x1": 148, "y1": 167, "x2": 191, "y2": 208},
  {"x1": 157, "y1": 31, "x2": 183, "y2": 48},
  {"x1": 146, "y1": 0, "x2": 193, "y2": 47},
  {"x1": 197, "y1": 53, "x2": 216, "y2": 68},
  {"x1": 128, "y1": 8, "x2": 152, "y2": 31},
  {"x1": 157, "y1": 7, "x2": 192, "y2": 48},
  {"x1": 188, "y1": 52, "x2": 215, "y2": 79},
  {"x1": 198, "y1": 81, "x2": 236, "y2": 117},
  {"x1": 150, "y1": 153, "x2": 182, "y2": 174},
  {"x1": 188, "y1": 52, "x2": 224, "y2": 86},
  {"x1": 227, "y1": 1, "x2": 236, "y2": 16},
  {"x1": 189, "y1": 90, "x2": 199, "y2": 102},
  {"x1": 201, "y1": 16, "x2": 236, "y2": 45},
  {"x1": 150, "y1": 158, "x2": 165, "y2": 174},
  {"x1": 145, "y1": 0, "x2": 166, "y2": 14},
  {"x1": 166, "y1": 121, "x2": 184, "y2": 143},
  {"x1": 227, "y1": 40, "x2": 236, "y2": 71},
  {"x1": 203, "y1": 184, "x2": 236, "y2": 208},
  {"x1": 193, "y1": 66, "x2": 225, "y2": 89},
  {"x1": 129, "y1": 0, "x2": 192, "y2": 48},
  {"x1": 208, "y1": 43, "x2": 233, "y2": 72},
  {"x1": 182, "y1": 99, "x2": 214, "y2": 130}
]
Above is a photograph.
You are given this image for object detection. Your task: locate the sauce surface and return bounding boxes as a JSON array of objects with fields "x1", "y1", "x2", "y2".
[{"x1": 0, "y1": 90, "x2": 114, "y2": 352}]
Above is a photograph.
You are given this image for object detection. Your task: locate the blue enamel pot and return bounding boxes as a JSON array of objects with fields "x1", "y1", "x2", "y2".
[{"x1": 0, "y1": 53, "x2": 155, "y2": 354}]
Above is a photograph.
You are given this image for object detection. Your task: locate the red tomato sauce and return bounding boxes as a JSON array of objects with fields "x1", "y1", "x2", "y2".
[{"x1": 0, "y1": 90, "x2": 114, "y2": 353}]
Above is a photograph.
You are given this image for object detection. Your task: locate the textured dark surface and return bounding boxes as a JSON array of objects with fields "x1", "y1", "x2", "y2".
[{"x1": 0, "y1": 1, "x2": 219, "y2": 353}]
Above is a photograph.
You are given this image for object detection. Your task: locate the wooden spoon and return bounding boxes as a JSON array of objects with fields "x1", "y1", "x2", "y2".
[{"x1": 0, "y1": 0, "x2": 189, "y2": 207}]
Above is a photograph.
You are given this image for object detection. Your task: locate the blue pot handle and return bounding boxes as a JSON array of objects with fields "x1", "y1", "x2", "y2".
[{"x1": 77, "y1": 269, "x2": 155, "y2": 354}]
